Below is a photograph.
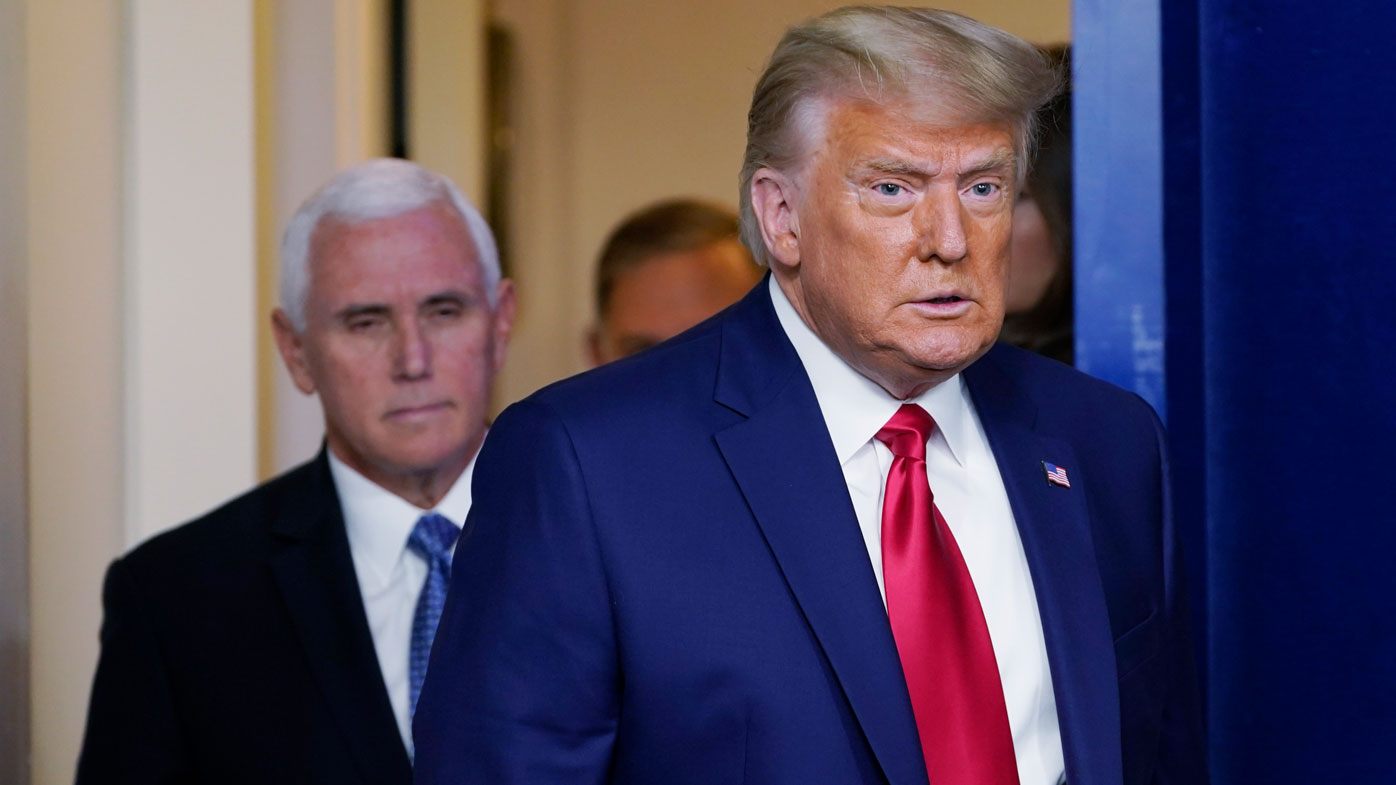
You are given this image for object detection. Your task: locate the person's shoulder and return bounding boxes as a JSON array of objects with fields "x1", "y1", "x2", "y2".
[
  {"x1": 974, "y1": 342, "x2": 1160, "y2": 426},
  {"x1": 537, "y1": 313, "x2": 727, "y2": 418},
  {"x1": 117, "y1": 456, "x2": 328, "y2": 582},
  {"x1": 481, "y1": 314, "x2": 739, "y2": 470},
  {"x1": 971, "y1": 344, "x2": 1169, "y2": 489}
]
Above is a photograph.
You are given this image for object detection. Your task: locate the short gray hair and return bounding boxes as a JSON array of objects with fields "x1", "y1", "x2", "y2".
[
  {"x1": 280, "y1": 158, "x2": 501, "y2": 330},
  {"x1": 738, "y1": 6, "x2": 1062, "y2": 267}
]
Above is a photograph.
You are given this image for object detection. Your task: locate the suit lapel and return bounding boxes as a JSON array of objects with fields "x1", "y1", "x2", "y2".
[
  {"x1": 270, "y1": 454, "x2": 412, "y2": 785},
  {"x1": 965, "y1": 351, "x2": 1122, "y2": 785},
  {"x1": 712, "y1": 285, "x2": 928, "y2": 785}
]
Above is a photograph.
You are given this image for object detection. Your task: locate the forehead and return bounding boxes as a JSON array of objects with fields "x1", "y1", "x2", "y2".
[
  {"x1": 798, "y1": 93, "x2": 1016, "y2": 172},
  {"x1": 307, "y1": 204, "x2": 484, "y2": 303},
  {"x1": 611, "y1": 240, "x2": 755, "y2": 304}
]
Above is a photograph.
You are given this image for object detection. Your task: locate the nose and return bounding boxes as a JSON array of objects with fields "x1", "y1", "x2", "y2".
[
  {"x1": 392, "y1": 317, "x2": 432, "y2": 381},
  {"x1": 913, "y1": 188, "x2": 968, "y2": 264}
]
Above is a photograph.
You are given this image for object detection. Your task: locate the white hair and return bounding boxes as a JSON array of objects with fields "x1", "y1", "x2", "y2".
[{"x1": 279, "y1": 158, "x2": 502, "y2": 330}]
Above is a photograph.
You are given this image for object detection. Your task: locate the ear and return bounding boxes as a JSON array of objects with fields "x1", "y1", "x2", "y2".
[
  {"x1": 488, "y1": 279, "x2": 518, "y2": 374},
  {"x1": 271, "y1": 308, "x2": 317, "y2": 395},
  {"x1": 750, "y1": 167, "x2": 802, "y2": 269},
  {"x1": 585, "y1": 325, "x2": 606, "y2": 368}
]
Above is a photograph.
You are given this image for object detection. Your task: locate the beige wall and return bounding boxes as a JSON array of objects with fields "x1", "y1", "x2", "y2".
[
  {"x1": 410, "y1": 0, "x2": 489, "y2": 204},
  {"x1": 1, "y1": 0, "x2": 30, "y2": 780},
  {"x1": 26, "y1": 3, "x2": 128, "y2": 783},
  {"x1": 27, "y1": 2, "x2": 259, "y2": 781},
  {"x1": 491, "y1": 0, "x2": 1070, "y2": 405}
]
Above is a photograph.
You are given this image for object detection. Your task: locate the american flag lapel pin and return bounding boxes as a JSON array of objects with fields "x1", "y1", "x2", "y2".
[{"x1": 1042, "y1": 461, "x2": 1071, "y2": 488}]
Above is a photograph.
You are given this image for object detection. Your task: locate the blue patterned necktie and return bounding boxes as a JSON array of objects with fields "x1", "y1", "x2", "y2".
[{"x1": 406, "y1": 512, "x2": 461, "y2": 718}]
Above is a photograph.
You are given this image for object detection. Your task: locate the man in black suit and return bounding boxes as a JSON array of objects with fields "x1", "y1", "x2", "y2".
[{"x1": 75, "y1": 158, "x2": 516, "y2": 784}]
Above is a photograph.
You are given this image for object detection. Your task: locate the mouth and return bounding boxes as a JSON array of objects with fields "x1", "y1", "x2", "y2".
[
  {"x1": 908, "y1": 293, "x2": 973, "y2": 317},
  {"x1": 385, "y1": 401, "x2": 452, "y2": 421}
]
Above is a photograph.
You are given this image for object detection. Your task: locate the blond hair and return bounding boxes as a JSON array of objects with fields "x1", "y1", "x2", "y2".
[{"x1": 738, "y1": 6, "x2": 1062, "y2": 266}]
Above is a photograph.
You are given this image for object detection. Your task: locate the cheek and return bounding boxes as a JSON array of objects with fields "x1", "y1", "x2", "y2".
[
  {"x1": 312, "y1": 378, "x2": 378, "y2": 443},
  {"x1": 819, "y1": 236, "x2": 913, "y2": 325},
  {"x1": 981, "y1": 203, "x2": 1016, "y2": 248},
  {"x1": 975, "y1": 216, "x2": 1014, "y2": 281},
  {"x1": 310, "y1": 343, "x2": 378, "y2": 388},
  {"x1": 302, "y1": 340, "x2": 388, "y2": 418},
  {"x1": 436, "y1": 325, "x2": 497, "y2": 392}
]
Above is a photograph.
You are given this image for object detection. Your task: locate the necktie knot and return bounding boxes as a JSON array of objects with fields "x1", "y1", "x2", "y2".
[
  {"x1": 408, "y1": 512, "x2": 460, "y2": 568},
  {"x1": 875, "y1": 403, "x2": 936, "y2": 462}
]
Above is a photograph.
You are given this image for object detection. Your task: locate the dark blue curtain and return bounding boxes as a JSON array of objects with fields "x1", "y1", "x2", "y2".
[{"x1": 1076, "y1": 0, "x2": 1396, "y2": 780}]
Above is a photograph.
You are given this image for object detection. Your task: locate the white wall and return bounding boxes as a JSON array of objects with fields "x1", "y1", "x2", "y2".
[
  {"x1": 125, "y1": 1, "x2": 259, "y2": 543},
  {"x1": 491, "y1": 0, "x2": 1070, "y2": 406}
]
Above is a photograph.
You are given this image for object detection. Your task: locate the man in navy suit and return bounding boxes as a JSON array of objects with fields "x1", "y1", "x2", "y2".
[
  {"x1": 416, "y1": 7, "x2": 1205, "y2": 785},
  {"x1": 75, "y1": 159, "x2": 515, "y2": 784}
]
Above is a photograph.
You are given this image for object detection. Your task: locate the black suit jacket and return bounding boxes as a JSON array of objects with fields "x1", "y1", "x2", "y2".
[{"x1": 76, "y1": 452, "x2": 412, "y2": 785}]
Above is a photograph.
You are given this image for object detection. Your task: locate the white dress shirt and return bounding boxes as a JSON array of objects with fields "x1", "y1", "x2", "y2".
[
  {"x1": 328, "y1": 448, "x2": 476, "y2": 756},
  {"x1": 770, "y1": 278, "x2": 1065, "y2": 785}
]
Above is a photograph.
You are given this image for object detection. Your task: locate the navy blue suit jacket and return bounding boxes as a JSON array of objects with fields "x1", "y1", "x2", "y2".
[{"x1": 415, "y1": 282, "x2": 1205, "y2": 785}]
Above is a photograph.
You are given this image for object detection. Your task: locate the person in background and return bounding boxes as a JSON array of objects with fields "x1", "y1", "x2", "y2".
[
  {"x1": 1002, "y1": 45, "x2": 1073, "y2": 364},
  {"x1": 588, "y1": 198, "x2": 764, "y2": 365},
  {"x1": 76, "y1": 158, "x2": 515, "y2": 785},
  {"x1": 415, "y1": 8, "x2": 1204, "y2": 785}
]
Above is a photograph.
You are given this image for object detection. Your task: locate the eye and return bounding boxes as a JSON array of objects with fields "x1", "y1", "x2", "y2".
[
  {"x1": 346, "y1": 314, "x2": 384, "y2": 331},
  {"x1": 874, "y1": 183, "x2": 904, "y2": 197},
  {"x1": 426, "y1": 301, "x2": 466, "y2": 320},
  {"x1": 969, "y1": 182, "x2": 999, "y2": 197}
]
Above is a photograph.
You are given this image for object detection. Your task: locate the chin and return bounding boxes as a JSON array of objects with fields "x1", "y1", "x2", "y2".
[
  {"x1": 379, "y1": 439, "x2": 468, "y2": 475},
  {"x1": 902, "y1": 332, "x2": 992, "y2": 371}
]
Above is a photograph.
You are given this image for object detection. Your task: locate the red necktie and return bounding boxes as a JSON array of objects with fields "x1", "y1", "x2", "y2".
[{"x1": 877, "y1": 404, "x2": 1019, "y2": 785}]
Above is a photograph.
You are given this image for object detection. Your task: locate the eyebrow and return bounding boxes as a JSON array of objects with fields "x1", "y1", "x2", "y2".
[
  {"x1": 862, "y1": 157, "x2": 933, "y2": 178},
  {"x1": 858, "y1": 148, "x2": 1016, "y2": 180},
  {"x1": 959, "y1": 148, "x2": 1016, "y2": 177},
  {"x1": 331, "y1": 290, "x2": 478, "y2": 322},
  {"x1": 421, "y1": 291, "x2": 477, "y2": 310},
  {"x1": 334, "y1": 303, "x2": 391, "y2": 322}
]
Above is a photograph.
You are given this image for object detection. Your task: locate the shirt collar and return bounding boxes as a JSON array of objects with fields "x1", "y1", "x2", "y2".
[
  {"x1": 768, "y1": 277, "x2": 973, "y2": 467},
  {"x1": 328, "y1": 443, "x2": 478, "y2": 591}
]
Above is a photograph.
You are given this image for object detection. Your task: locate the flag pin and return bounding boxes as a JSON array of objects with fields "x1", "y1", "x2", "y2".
[{"x1": 1042, "y1": 461, "x2": 1071, "y2": 488}]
